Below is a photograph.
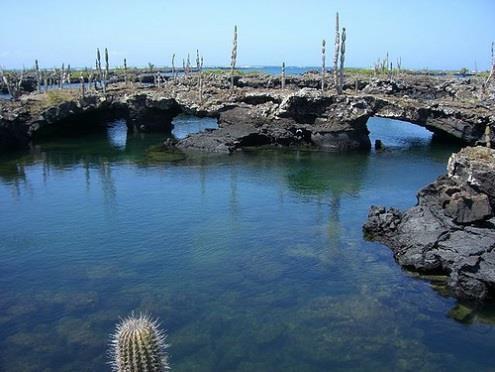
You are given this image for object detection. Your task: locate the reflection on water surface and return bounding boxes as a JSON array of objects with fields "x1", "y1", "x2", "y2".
[{"x1": 1, "y1": 117, "x2": 494, "y2": 371}]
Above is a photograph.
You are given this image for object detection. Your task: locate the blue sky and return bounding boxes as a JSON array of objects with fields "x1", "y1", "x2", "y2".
[{"x1": 1, "y1": 0, "x2": 494, "y2": 70}]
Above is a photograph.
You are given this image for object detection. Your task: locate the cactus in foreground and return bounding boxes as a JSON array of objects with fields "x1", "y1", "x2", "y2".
[
  {"x1": 110, "y1": 314, "x2": 170, "y2": 372},
  {"x1": 230, "y1": 25, "x2": 238, "y2": 90}
]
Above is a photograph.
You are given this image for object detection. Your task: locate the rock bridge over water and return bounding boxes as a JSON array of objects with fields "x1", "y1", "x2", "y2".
[{"x1": 0, "y1": 75, "x2": 493, "y2": 153}]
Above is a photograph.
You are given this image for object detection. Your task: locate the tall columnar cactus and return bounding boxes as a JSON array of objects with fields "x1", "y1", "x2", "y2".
[
  {"x1": 80, "y1": 72, "x2": 85, "y2": 97},
  {"x1": 95, "y1": 60, "x2": 100, "y2": 90},
  {"x1": 196, "y1": 51, "x2": 204, "y2": 103},
  {"x1": 88, "y1": 70, "x2": 94, "y2": 91},
  {"x1": 281, "y1": 62, "x2": 286, "y2": 89},
  {"x1": 59, "y1": 63, "x2": 65, "y2": 89},
  {"x1": 95, "y1": 58, "x2": 99, "y2": 88},
  {"x1": 339, "y1": 27, "x2": 346, "y2": 92},
  {"x1": 385, "y1": 52, "x2": 389, "y2": 75},
  {"x1": 104, "y1": 48, "x2": 109, "y2": 93},
  {"x1": 97, "y1": 48, "x2": 103, "y2": 91},
  {"x1": 333, "y1": 12, "x2": 347, "y2": 94},
  {"x1": 333, "y1": 12, "x2": 340, "y2": 93},
  {"x1": 35, "y1": 59, "x2": 41, "y2": 92},
  {"x1": 321, "y1": 39, "x2": 326, "y2": 91},
  {"x1": 396, "y1": 57, "x2": 402, "y2": 80},
  {"x1": 43, "y1": 73, "x2": 48, "y2": 92},
  {"x1": 483, "y1": 41, "x2": 495, "y2": 97},
  {"x1": 154, "y1": 70, "x2": 161, "y2": 87},
  {"x1": 66, "y1": 64, "x2": 71, "y2": 85},
  {"x1": 110, "y1": 314, "x2": 170, "y2": 372},
  {"x1": 230, "y1": 25, "x2": 238, "y2": 90},
  {"x1": 124, "y1": 58, "x2": 128, "y2": 86},
  {"x1": 171, "y1": 54, "x2": 176, "y2": 81}
]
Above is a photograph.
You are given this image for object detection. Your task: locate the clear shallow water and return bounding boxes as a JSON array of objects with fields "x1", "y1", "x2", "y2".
[
  {"x1": 1, "y1": 118, "x2": 495, "y2": 371},
  {"x1": 172, "y1": 114, "x2": 218, "y2": 139}
]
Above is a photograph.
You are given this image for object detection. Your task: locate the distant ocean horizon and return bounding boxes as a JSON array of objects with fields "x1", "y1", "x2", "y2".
[{"x1": 241, "y1": 66, "x2": 319, "y2": 75}]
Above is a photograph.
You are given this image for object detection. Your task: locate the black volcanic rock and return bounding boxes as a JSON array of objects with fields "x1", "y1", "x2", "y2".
[
  {"x1": 364, "y1": 147, "x2": 495, "y2": 302},
  {"x1": 0, "y1": 74, "x2": 494, "y2": 153}
]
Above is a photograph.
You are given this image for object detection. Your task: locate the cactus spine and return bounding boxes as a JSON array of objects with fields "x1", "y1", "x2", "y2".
[
  {"x1": 230, "y1": 25, "x2": 238, "y2": 90},
  {"x1": 110, "y1": 314, "x2": 170, "y2": 372},
  {"x1": 281, "y1": 62, "x2": 286, "y2": 89},
  {"x1": 321, "y1": 39, "x2": 326, "y2": 91},
  {"x1": 333, "y1": 12, "x2": 340, "y2": 93}
]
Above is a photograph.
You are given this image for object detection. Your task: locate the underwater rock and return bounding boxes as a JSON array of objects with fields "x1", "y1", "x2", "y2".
[
  {"x1": 145, "y1": 142, "x2": 186, "y2": 162},
  {"x1": 364, "y1": 146, "x2": 495, "y2": 302}
]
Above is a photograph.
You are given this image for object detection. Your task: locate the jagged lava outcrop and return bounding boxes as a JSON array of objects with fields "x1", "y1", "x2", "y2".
[{"x1": 364, "y1": 146, "x2": 495, "y2": 302}]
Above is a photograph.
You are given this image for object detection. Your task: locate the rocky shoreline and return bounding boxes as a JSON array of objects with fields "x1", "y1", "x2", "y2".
[
  {"x1": 0, "y1": 73, "x2": 493, "y2": 153},
  {"x1": 364, "y1": 146, "x2": 495, "y2": 303}
]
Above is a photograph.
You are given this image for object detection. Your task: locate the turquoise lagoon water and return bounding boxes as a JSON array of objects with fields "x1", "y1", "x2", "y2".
[{"x1": 0, "y1": 116, "x2": 494, "y2": 371}]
